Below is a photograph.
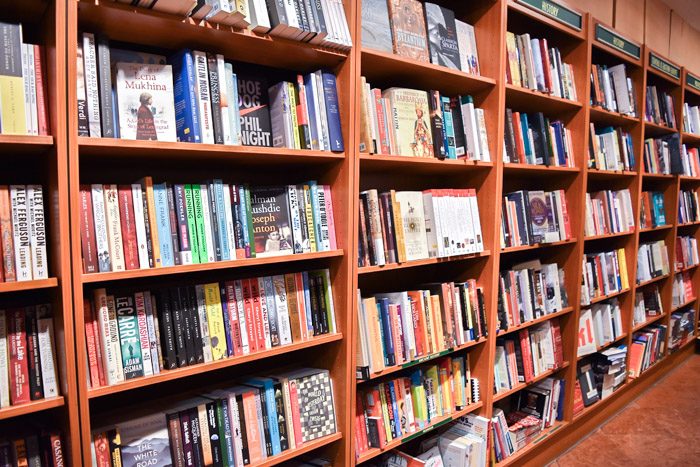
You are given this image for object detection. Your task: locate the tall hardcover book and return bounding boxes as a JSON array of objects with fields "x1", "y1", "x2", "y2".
[
  {"x1": 170, "y1": 49, "x2": 202, "y2": 143},
  {"x1": 382, "y1": 88, "x2": 433, "y2": 158},
  {"x1": 424, "y1": 3, "x2": 461, "y2": 70},
  {"x1": 118, "y1": 413, "x2": 172, "y2": 467},
  {"x1": 249, "y1": 186, "x2": 293, "y2": 257},
  {"x1": 361, "y1": 0, "x2": 393, "y2": 52},
  {"x1": 237, "y1": 71, "x2": 272, "y2": 146},
  {"x1": 115, "y1": 294, "x2": 145, "y2": 380},
  {"x1": 387, "y1": 0, "x2": 429, "y2": 62},
  {"x1": 0, "y1": 22, "x2": 27, "y2": 135}
]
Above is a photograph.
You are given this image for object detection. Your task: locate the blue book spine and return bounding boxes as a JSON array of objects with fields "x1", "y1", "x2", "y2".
[
  {"x1": 238, "y1": 185, "x2": 251, "y2": 258},
  {"x1": 321, "y1": 71, "x2": 344, "y2": 152},
  {"x1": 308, "y1": 181, "x2": 323, "y2": 251},
  {"x1": 301, "y1": 272, "x2": 314, "y2": 336},
  {"x1": 111, "y1": 87, "x2": 120, "y2": 139},
  {"x1": 219, "y1": 287, "x2": 234, "y2": 356},
  {"x1": 213, "y1": 179, "x2": 230, "y2": 260},
  {"x1": 441, "y1": 96, "x2": 456, "y2": 159},
  {"x1": 387, "y1": 382, "x2": 402, "y2": 438},
  {"x1": 553, "y1": 123, "x2": 566, "y2": 166},
  {"x1": 170, "y1": 49, "x2": 202, "y2": 143},
  {"x1": 262, "y1": 276, "x2": 279, "y2": 346},
  {"x1": 264, "y1": 382, "x2": 281, "y2": 454},
  {"x1": 378, "y1": 298, "x2": 395, "y2": 366},
  {"x1": 153, "y1": 183, "x2": 175, "y2": 266},
  {"x1": 304, "y1": 74, "x2": 320, "y2": 150},
  {"x1": 520, "y1": 113, "x2": 532, "y2": 163},
  {"x1": 230, "y1": 71, "x2": 242, "y2": 145},
  {"x1": 220, "y1": 399, "x2": 235, "y2": 466}
]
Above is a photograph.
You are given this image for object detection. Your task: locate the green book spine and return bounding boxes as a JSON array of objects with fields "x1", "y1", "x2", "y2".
[
  {"x1": 192, "y1": 185, "x2": 208, "y2": 262},
  {"x1": 216, "y1": 400, "x2": 230, "y2": 465},
  {"x1": 184, "y1": 184, "x2": 200, "y2": 264},
  {"x1": 244, "y1": 186, "x2": 256, "y2": 258}
]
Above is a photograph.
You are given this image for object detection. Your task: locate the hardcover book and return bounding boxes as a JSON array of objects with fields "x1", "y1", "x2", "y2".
[
  {"x1": 361, "y1": 0, "x2": 393, "y2": 52},
  {"x1": 382, "y1": 88, "x2": 433, "y2": 158},
  {"x1": 294, "y1": 370, "x2": 336, "y2": 442},
  {"x1": 424, "y1": 3, "x2": 461, "y2": 70},
  {"x1": 395, "y1": 191, "x2": 429, "y2": 261},
  {"x1": 115, "y1": 62, "x2": 177, "y2": 142},
  {"x1": 249, "y1": 186, "x2": 293, "y2": 257},
  {"x1": 387, "y1": 0, "x2": 429, "y2": 62},
  {"x1": 237, "y1": 71, "x2": 272, "y2": 146},
  {"x1": 118, "y1": 413, "x2": 172, "y2": 467},
  {"x1": 115, "y1": 294, "x2": 144, "y2": 380}
]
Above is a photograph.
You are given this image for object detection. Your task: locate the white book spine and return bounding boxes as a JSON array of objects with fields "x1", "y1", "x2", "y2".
[
  {"x1": 233, "y1": 280, "x2": 250, "y2": 355},
  {"x1": 95, "y1": 289, "x2": 119, "y2": 385},
  {"x1": 21, "y1": 44, "x2": 32, "y2": 135},
  {"x1": 222, "y1": 184, "x2": 236, "y2": 258},
  {"x1": 272, "y1": 275, "x2": 292, "y2": 345},
  {"x1": 193, "y1": 51, "x2": 215, "y2": 144},
  {"x1": 103, "y1": 184, "x2": 125, "y2": 271},
  {"x1": 215, "y1": 54, "x2": 232, "y2": 145},
  {"x1": 323, "y1": 269, "x2": 337, "y2": 333},
  {"x1": 131, "y1": 184, "x2": 150, "y2": 269},
  {"x1": 0, "y1": 311, "x2": 9, "y2": 407},
  {"x1": 258, "y1": 277, "x2": 272, "y2": 349},
  {"x1": 37, "y1": 314, "x2": 58, "y2": 398},
  {"x1": 143, "y1": 291, "x2": 160, "y2": 375},
  {"x1": 10, "y1": 185, "x2": 32, "y2": 281},
  {"x1": 313, "y1": 71, "x2": 330, "y2": 150},
  {"x1": 199, "y1": 185, "x2": 217, "y2": 263},
  {"x1": 317, "y1": 186, "x2": 331, "y2": 252},
  {"x1": 468, "y1": 191, "x2": 483, "y2": 252},
  {"x1": 91, "y1": 185, "x2": 111, "y2": 272},
  {"x1": 228, "y1": 394, "x2": 245, "y2": 467},
  {"x1": 476, "y1": 109, "x2": 490, "y2": 162},
  {"x1": 26, "y1": 185, "x2": 48, "y2": 280},
  {"x1": 195, "y1": 285, "x2": 213, "y2": 363},
  {"x1": 82, "y1": 33, "x2": 101, "y2": 137},
  {"x1": 28, "y1": 45, "x2": 38, "y2": 135},
  {"x1": 134, "y1": 292, "x2": 154, "y2": 377}
]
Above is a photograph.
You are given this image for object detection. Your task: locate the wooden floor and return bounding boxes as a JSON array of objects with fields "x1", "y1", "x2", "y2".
[{"x1": 553, "y1": 349, "x2": 700, "y2": 466}]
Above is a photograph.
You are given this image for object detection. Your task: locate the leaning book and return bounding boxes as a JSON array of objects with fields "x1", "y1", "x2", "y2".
[
  {"x1": 116, "y1": 413, "x2": 172, "y2": 467},
  {"x1": 115, "y1": 62, "x2": 177, "y2": 142}
]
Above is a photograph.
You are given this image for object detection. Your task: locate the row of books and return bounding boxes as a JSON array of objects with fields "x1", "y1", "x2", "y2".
[
  {"x1": 628, "y1": 324, "x2": 667, "y2": 378},
  {"x1": 118, "y1": 0, "x2": 351, "y2": 49},
  {"x1": 672, "y1": 271, "x2": 694, "y2": 309},
  {"x1": 355, "y1": 357, "x2": 480, "y2": 452},
  {"x1": 679, "y1": 145, "x2": 700, "y2": 177},
  {"x1": 359, "y1": 84, "x2": 490, "y2": 162},
  {"x1": 80, "y1": 180, "x2": 336, "y2": 274},
  {"x1": 576, "y1": 346, "x2": 626, "y2": 409},
  {"x1": 668, "y1": 308, "x2": 695, "y2": 351},
  {"x1": 0, "y1": 185, "x2": 48, "y2": 282},
  {"x1": 84, "y1": 269, "x2": 335, "y2": 388},
  {"x1": 590, "y1": 63, "x2": 637, "y2": 116},
  {"x1": 505, "y1": 32, "x2": 578, "y2": 101},
  {"x1": 0, "y1": 305, "x2": 58, "y2": 406},
  {"x1": 497, "y1": 260, "x2": 569, "y2": 331},
  {"x1": 588, "y1": 125, "x2": 635, "y2": 171},
  {"x1": 639, "y1": 190, "x2": 666, "y2": 229},
  {"x1": 77, "y1": 35, "x2": 344, "y2": 151},
  {"x1": 577, "y1": 299, "x2": 624, "y2": 357},
  {"x1": 584, "y1": 188, "x2": 635, "y2": 237},
  {"x1": 682, "y1": 103, "x2": 700, "y2": 135},
  {"x1": 580, "y1": 249, "x2": 630, "y2": 305},
  {"x1": 361, "y1": 0, "x2": 480, "y2": 75},
  {"x1": 491, "y1": 378, "x2": 565, "y2": 461},
  {"x1": 0, "y1": 432, "x2": 64, "y2": 467},
  {"x1": 503, "y1": 110, "x2": 574, "y2": 167},
  {"x1": 636, "y1": 240, "x2": 670, "y2": 284},
  {"x1": 633, "y1": 285, "x2": 663, "y2": 327},
  {"x1": 675, "y1": 235, "x2": 699, "y2": 270},
  {"x1": 645, "y1": 85, "x2": 676, "y2": 128},
  {"x1": 358, "y1": 189, "x2": 484, "y2": 267},
  {"x1": 678, "y1": 189, "x2": 700, "y2": 224},
  {"x1": 0, "y1": 23, "x2": 49, "y2": 136},
  {"x1": 494, "y1": 320, "x2": 564, "y2": 393},
  {"x1": 91, "y1": 367, "x2": 336, "y2": 466},
  {"x1": 356, "y1": 281, "x2": 488, "y2": 378},
  {"x1": 501, "y1": 189, "x2": 572, "y2": 249},
  {"x1": 643, "y1": 134, "x2": 680, "y2": 175}
]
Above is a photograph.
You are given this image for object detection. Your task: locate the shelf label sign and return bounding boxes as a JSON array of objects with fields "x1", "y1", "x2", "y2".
[
  {"x1": 517, "y1": 0, "x2": 582, "y2": 31},
  {"x1": 649, "y1": 52, "x2": 680, "y2": 80},
  {"x1": 687, "y1": 73, "x2": 700, "y2": 92},
  {"x1": 595, "y1": 24, "x2": 640, "y2": 60}
]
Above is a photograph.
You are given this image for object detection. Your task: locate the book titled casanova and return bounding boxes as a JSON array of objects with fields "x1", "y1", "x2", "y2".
[
  {"x1": 249, "y1": 186, "x2": 293, "y2": 258},
  {"x1": 115, "y1": 62, "x2": 177, "y2": 142}
]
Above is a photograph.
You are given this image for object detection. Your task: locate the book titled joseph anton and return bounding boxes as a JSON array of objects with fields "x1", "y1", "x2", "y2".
[{"x1": 249, "y1": 186, "x2": 293, "y2": 257}]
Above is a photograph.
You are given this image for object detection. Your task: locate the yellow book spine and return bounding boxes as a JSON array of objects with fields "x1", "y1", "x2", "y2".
[
  {"x1": 452, "y1": 358, "x2": 464, "y2": 407},
  {"x1": 287, "y1": 82, "x2": 301, "y2": 150},
  {"x1": 204, "y1": 283, "x2": 227, "y2": 360},
  {"x1": 506, "y1": 32, "x2": 522, "y2": 87},
  {"x1": 390, "y1": 190, "x2": 407, "y2": 263},
  {"x1": 303, "y1": 185, "x2": 317, "y2": 252},
  {"x1": 431, "y1": 294, "x2": 445, "y2": 351},
  {"x1": 617, "y1": 248, "x2": 629, "y2": 289}
]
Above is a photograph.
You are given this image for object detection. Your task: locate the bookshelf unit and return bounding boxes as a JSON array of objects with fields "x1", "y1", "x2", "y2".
[{"x1": 0, "y1": 0, "x2": 81, "y2": 464}]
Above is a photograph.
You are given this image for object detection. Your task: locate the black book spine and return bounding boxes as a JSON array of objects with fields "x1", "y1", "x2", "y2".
[
  {"x1": 108, "y1": 429, "x2": 122, "y2": 467},
  {"x1": 188, "y1": 286, "x2": 204, "y2": 363},
  {"x1": 314, "y1": 275, "x2": 329, "y2": 334},
  {"x1": 428, "y1": 90, "x2": 446, "y2": 159},
  {"x1": 142, "y1": 187, "x2": 155, "y2": 267},
  {"x1": 170, "y1": 289, "x2": 188, "y2": 367},
  {"x1": 206, "y1": 402, "x2": 224, "y2": 467},
  {"x1": 188, "y1": 407, "x2": 205, "y2": 467},
  {"x1": 258, "y1": 389, "x2": 273, "y2": 457},
  {"x1": 477, "y1": 288, "x2": 488, "y2": 337},
  {"x1": 157, "y1": 289, "x2": 178, "y2": 370},
  {"x1": 179, "y1": 411, "x2": 194, "y2": 467},
  {"x1": 450, "y1": 97, "x2": 467, "y2": 157},
  {"x1": 96, "y1": 35, "x2": 114, "y2": 138},
  {"x1": 267, "y1": 0, "x2": 288, "y2": 30},
  {"x1": 179, "y1": 287, "x2": 196, "y2": 365},
  {"x1": 272, "y1": 382, "x2": 290, "y2": 451},
  {"x1": 310, "y1": 0, "x2": 328, "y2": 36},
  {"x1": 359, "y1": 193, "x2": 376, "y2": 265},
  {"x1": 231, "y1": 185, "x2": 244, "y2": 254},
  {"x1": 167, "y1": 185, "x2": 182, "y2": 266},
  {"x1": 236, "y1": 395, "x2": 250, "y2": 464},
  {"x1": 24, "y1": 308, "x2": 44, "y2": 400},
  {"x1": 207, "y1": 54, "x2": 225, "y2": 144},
  {"x1": 292, "y1": 0, "x2": 307, "y2": 39},
  {"x1": 307, "y1": 274, "x2": 321, "y2": 336}
]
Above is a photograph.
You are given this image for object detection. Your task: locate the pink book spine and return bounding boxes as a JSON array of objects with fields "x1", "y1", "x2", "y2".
[{"x1": 324, "y1": 185, "x2": 337, "y2": 250}]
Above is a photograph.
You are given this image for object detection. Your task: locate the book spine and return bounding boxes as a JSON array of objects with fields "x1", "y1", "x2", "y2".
[
  {"x1": 33, "y1": 45, "x2": 49, "y2": 136},
  {"x1": 95, "y1": 290, "x2": 123, "y2": 384},
  {"x1": 207, "y1": 54, "x2": 225, "y2": 144},
  {"x1": 141, "y1": 178, "x2": 161, "y2": 268},
  {"x1": 321, "y1": 71, "x2": 343, "y2": 151},
  {"x1": 174, "y1": 184, "x2": 193, "y2": 265},
  {"x1": 134, "y1": 292, "x2": 154, "y2": 377},
  {"x1": 184, "y1": 185, "x2": 200, "y2": 264},
  {"x1": 272, "y1": 275, "x2": 292, "y2": 345},
  {"x1": 262, "y1": 276, "x2": 279, "y2": 347},
  {"x1": 0, "y1": 187, "x2": 15, "y2": 281},
  {"x1": 24, "y1": 308, "x2": 44, "y2": 400},
  {"x1": 153, "y1": 184, "x2": 175, "y2": 267},
  {"x1": 171, "y1": 49, "x2": 202, "y2": 143},
  {"x1": 117, "y1": 186, "x2": 139, "y2": 270},
  {"x1": 0, "y1": 311, "x2": 8, "y2": 406},
  {"x1": 167, "y1": 186, "x2": 182, "y2": 266},
  {"x1": 193, "y1": 185, "x2": 211, "y2": 263},
  {"x1": 193, "y1": 51, "x2": 214, "y2": 144},
  {"x1": 10, "y1": 186, "x2": 32, "y2": 281},
  {"x1": 204, "y1": 283, "x2": 227, "y2": 360},
  {"x1": 157, "y1": 290, "x2": 178, "y2": 370},
  {"x1": 26, "y1": 186, "x2": 48, "y2": 279},
  {"x1": 131, "y1": 184, "x2": 151, "y2": 269},
  {"x1": 8, "y1": 309, "x2": 30, "y2": 404},
  {"x1": 82, "y1": 33, "x2": 101, "y2": 137},
  {"x1": 115, "y1": 294, "x2": 144, "y2": 379},
  {"x1": 233, "y1": 280, "x2": 250, "y2": 355},
  {"x1": 143, "y1": 291, "x2": 160, "y2": 375},
  {"x1": 96, "y1": 35, "x2": 114, "y2": 137},
  {"x1": 231, "y1": 185, "x2": 245, "y2": 259},
  {"x1": 103, "y1": 185, "x2": 126, "y2": 271},
  {"x1": 257, "y1": 277, "x2": 273, "y2": 349}
]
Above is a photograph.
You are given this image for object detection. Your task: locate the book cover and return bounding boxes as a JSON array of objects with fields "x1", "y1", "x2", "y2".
[
  {"x1": 249, "y1": 186, "x2": 293, "y2": 257},
  {"x1": 115, "y1": 294, "x2": 144, "y2": 380},
  {"x1": 26, "y1": 185, "x2": 48, "y2": 279},
  {"x1": 387, "y1": 0, "x2": 429, "y2": 62},
  {"x1": 361, "y1": 0, "x2": 393, "y2": 52},
  {"x1": 395, "y1": 191, "x2": 429, "y2": 261},
  {"x1": 115, "y1": 62, "x2": 177, "y2": 141},
  {"x1": 383, "y1": 88, "x2": 433, "y2": 158},
  {"x1": 118, "y1": 413, "x2": 172, "y2": 467},
  {"x1": 294, "y1": 370, "x2": 336, "y2": 442},
  {"x1": 170, "y1": 49, "x2": 201, "y2": 143},
  {"x1": 424, "y1": 3, "x2": 461, "y2": 70},
  {"x1": 237, "y1": 71, "x2": 272, "y2": 146},
  {"x1": 8, "y1": 309, "x2": 29, "y2": 404},
  {"x1": 10, "y1": 185, "x2": 31, "y2": 281}
]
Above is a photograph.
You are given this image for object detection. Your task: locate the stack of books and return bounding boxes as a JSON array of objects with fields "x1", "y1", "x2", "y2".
[
  {"x1": 645, "y1": 85, "x2": 676, "y2": 128},
  {"x1": 91, "y1": 367, "x2": 336, "y2": 465},
  {"x1": 80, "y1": 180, "x2": 337, "y2": 273},
  {"x1": 493, "y1": 320, "x2": 564, "y2": 393},
  {"x1": 590, "y1": 63, "x2": 637, "y2": 116},
  {"x1": 359, "y1": 84, "x2": 490, "y2": 161},
  {"x1": 629, "y1": 324, "x2": 667, "y2": 378},
  {"x1": 580, "y1": 249, "x2": 629, "y2": 305},
  {"x1": 588, "y1": 125, "x2": 635, "y2": 171},
  {"x1": 83, "y1": 270, "x2": 336, "y2": 388},
  {"x1": 678, "y1": 189, "x2": 700, "y2": 224},
  {"x1": 639, "y1": 191, "x2": 667, "y2": 229},
  {"x1": 501, "y1": 190, "x2": 572, "y2": 248},
  {"x1": 361, "y1": 0, "x2": 480, "y2": 75},
  {"x1": 636, "y1": 240, "x2": 670, "y2": 283},
  {"x1": 0, "y1": 185, "x2": 48, "y2": 282},
  {"x1": 358, "y1": 189, "x2": 484, "y2": 267},
  {"x1": 505, "y1": 32, "x2": 578, "y2": 101},
  {"x1": 584, "y1": 188, "x2": 635, "y2": 236},
  {"x1": 355, "y1": 357, "x2": 480, "y2": 450},
  {"x1": 356, "y1": 281, "x2": 487, "y2": 377},
  {"x1": 77, "y1": 36, "x2": 344, "y2": 150},
  {"x1": 633, "y1": 285, "x2": 664, "y2": 327},
  {"x1": 577, "y1": 299, "x2": 624, "y2": 357},
  {"x1": 497, "y1": 260, "x2": 569, "y2": 331},
  {"x1": 0, "y1": 22, "x2": 49, "y2": 136},
  {"x1": 503, "y1": 110, "x2": 574, "y2": 166},
  {"x1": 576, "y1": 345, "x2": 626, "y2": 407}
]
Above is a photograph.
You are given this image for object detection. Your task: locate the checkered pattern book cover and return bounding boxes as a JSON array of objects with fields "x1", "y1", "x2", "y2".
[{"x1": 296, "y1": 370, "x2": 336, "y2": 442}]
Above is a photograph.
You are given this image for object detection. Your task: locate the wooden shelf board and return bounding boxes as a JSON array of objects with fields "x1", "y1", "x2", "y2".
[
  {"x1": 78, "y1": 137, "x2": 345, "y2": 165},
  {"x1": 642, "y1": 172, "x2": 675, "y2": 179},
  {"x1": 503, "y1": 163, "x2": 580, "y2": 174},
  {"x1": 81, "y1": 250, "x2": 344, "y2": 284},
  {"x1": 584, "y1": 230, "x2": 635, "y2": 241},
  {"x1": 355, "y1": 402, "x2": 484, "y2": 464},
  {"x1": 671, "y1": 298, "x2": 697, "y2": 313},
  {"x1": 507, "y1": 0, "x2": 586, "y2": 40},
  {"x1": 643, "y1": 120, "x2": 677, "y2": 137},
  {"x1": 572, "y1": 382, "x2": 628, "y2": 420},
  {"x1": 501, "y1": 238, "x2": 577, "y2": 254},
  {"x1": 586, "y1": 169, "x2": 638, "y2": 179},
  {"x1": 358, "y1": 251, "x2": 490, "y2": 275},
  {"x1": 493, "y1": 362, "x2": 570, "y2": 403},
  {"x1": 675, "y1": 263, "x2": 699, "y2": 274},
  {"x1": 359, "y1": 153, "x2": 493, "y2": 174},
  {"x1": 357, "y1": 338, "x2": 487, "y2": 383},
  {"x1": 505, "y1": 84, "x2": 583, "y2": 113},
  {"x1": 681, "y1": 132, "x2": 700, "y2": 145},
  {"x1": 677, "y1": 220, "x2": 700, "y2": 227},
  {"x1": 679, "y1": 176, "x2": 700, "y2": 183},
  {"x1": 496, "y1": 308, "x2": 574, "y2": 338},
  {"x1": 0, "y1": 134, "x2": 54, "y2": 153},
  {"x1": 632, "y1": 313, "x2": 667, "y2": 333},
  {"x1": 636, "y1": 274, "x2": 670, "y2": 288},
  {"x1": 0, "y1": 397, "x2": 65, "y2": 421},
  {"x1": 589, "y1": 106, "x2": 640, "y2": 126},
  {"x1": 639, "y1": 224, "x2": 673, "y2": 233},
  {"x1": 577, "y1": 333, "x2": 628, "y2": 361},
  {"x1": 360, "y1": 48, "x2": 496, "y2": 96},
  {"x1": 0, "y1": 278, "x2": 58, "y2": 294},
  {"x1": 257, "y1": 432, "x2": 342, "y2": 467},
  {"x1": 586, "y1": 288, "x2": 631, "y2": 306},
  {"x1": 495, "y1": 421, "x2": 568, "y2": 466}
]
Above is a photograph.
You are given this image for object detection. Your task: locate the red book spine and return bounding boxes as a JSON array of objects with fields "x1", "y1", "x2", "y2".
[
  {"x1": 49, "y1": 433, "x2": 64, "y2": 467},
  {"x1": 249, "y1": 278, "x2": 266, "y2": 350},
  {"x1": 354, "y1": 396, "x2": 367, "y2": 453},
  {"x1": 79, "y1": 185, "x2": 98, "y2": 274},
  {"x1": 118, "y1": 185, "x2": 139, "y2": 270},
  {"x1": 373, "y1": 89, "x2": 390, "y2": 154},
  {"x1": 559, "y1": 190, "x2": 572, "y2": 240},
  {"x1": 224, "y1": 282, "x2": 242, "y2": 356},
  {"x1": 8, "y1": 308, "x2": 30, "y2": 404},
  {"x1": 519, "y1": 329, "x2": 534, "y2": 382},
  {"x1": 294, "y1": 272, "x2": 308, "y2": 339},
  {"x1": 550, "y1": 321, "x2": 564, "y2": 368},
  {"x1": 33, "y1": 45, "x2": 49, "y2": 136},
  {"x1": 92, "y1": 305, "x2": 106, "y2": 387},
  {"x1": 83, "y1": 301, "x2": 101, "y2": 388},
  {"x1": 0, "y1": 186, "x2": 15, "y2": 282},
  {"x1": 288, "y1": 379, "x2": 304, "y2": 446},
  {"x1": 540, "y1": 38, "x2": 553, "y2": 93},
  {"x1": 512, "y1": 112, "x2": 526, "y2": 163},
  {"x1": 241, "y1": 279, "x2": 257, "y2": 353},
  {"x1": 93, "y1": 433, "x2": 111, "y2": 467}
]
